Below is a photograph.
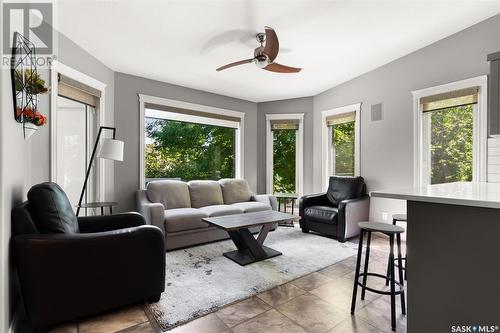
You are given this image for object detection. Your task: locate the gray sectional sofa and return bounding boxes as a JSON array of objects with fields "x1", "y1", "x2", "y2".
[{"x1": 136, "y1": 178, "x2": 277, "y2": 250}]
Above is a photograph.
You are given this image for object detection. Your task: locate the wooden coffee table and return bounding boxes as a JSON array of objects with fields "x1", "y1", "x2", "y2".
[{"x1": 203, "y1": 210, "x2": 294, "y2": 266}]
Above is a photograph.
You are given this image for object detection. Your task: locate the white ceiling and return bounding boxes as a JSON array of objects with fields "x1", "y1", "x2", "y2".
[{"x1": 56, "y1": 1, "x2": 500, "y2": 102}]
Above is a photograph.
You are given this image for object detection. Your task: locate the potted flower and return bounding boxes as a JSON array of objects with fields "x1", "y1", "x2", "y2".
[
  {"x1": 14, "y1": 69, "x2": 49, "y2": 95},
  {"x1": 16, "y1": 107, "x2": 48, "y2": 139}
]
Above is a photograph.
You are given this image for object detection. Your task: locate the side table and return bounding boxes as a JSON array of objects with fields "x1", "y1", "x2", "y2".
[
  {"x1": 274, "y1": 193, "x2": 299, "y2": 227},
  {"x1": 77, "y1": 201, "x2": 118, "y2": 216}
]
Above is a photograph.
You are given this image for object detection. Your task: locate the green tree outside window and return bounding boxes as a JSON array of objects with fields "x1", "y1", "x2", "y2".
[
  {"x1": 145, "y1": 118, "x2": 235, "y2": 181},
  {"x1": 332, "y1": 121, "x2": 355, "y2": 176},
  {"x1": 430, "y1": 105, "x2": 473, "y2": 184},
  {"x1": 273, "y1": 129, "x2": 296, "y2": 194}
]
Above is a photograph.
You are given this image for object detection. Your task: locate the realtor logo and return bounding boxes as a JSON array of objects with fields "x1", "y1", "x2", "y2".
[{"x1": 2, "y1": 2, "x2": 53, "y2": 55}]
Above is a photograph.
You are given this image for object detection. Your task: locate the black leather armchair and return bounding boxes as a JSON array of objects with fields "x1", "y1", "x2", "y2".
[
  {"x1": 299, "y1": 176, "x2": 370, "y2": 242},
  {"x1": 12, "y1": 183, "x2": 165, "y2": 329}
]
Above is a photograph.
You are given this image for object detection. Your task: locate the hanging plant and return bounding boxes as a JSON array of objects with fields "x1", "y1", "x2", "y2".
[
  {"x1": 14, "y1": 69, "x2": 49, "y2": 95},
  {"x1": 16, "y1": 107, "x2": 48, "y2": 126}
]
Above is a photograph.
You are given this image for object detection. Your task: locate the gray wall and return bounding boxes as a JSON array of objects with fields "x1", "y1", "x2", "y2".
[
  {"x1": 256, "y1": 97, "x2": 314, "y2": 194},
  {"x1": 114, "y1": 72, "x2": 258, "y2": 212},
  {"x1": 0, "y1": 62, "x2": 31, "y2": 333},
  {"x1": 0, "y1": 27, "x2": 114, "y2": 332},
  {"x1": 313, "y1": 14, "x2": 500, "y2": 221}
]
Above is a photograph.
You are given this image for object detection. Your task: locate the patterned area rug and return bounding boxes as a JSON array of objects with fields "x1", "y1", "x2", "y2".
[{"x1": 146, "y1": 227, "x2": 357, "y2": 331}]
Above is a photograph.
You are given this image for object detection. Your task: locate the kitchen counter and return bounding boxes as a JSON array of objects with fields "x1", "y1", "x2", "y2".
[
  {"x1": 370, "y1": 182, "x2": 500, "y2": 333},
  {"x1": 371, "y1": 181, "x2": 500, "y2": 209}
]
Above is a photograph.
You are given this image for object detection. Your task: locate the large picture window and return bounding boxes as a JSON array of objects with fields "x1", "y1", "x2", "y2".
[
  {"x1": 413, "y1": 77, "x2": 487, "y2": 186},
  {"x1": 145, "y1": 115, "x2": 236, "y2": 181},
  {"x1": 139, "y1": 95, "x2": 244, "y2": 188}
]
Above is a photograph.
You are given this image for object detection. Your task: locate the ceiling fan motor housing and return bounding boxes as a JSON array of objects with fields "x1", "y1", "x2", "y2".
[
  {"x1": 255, "y1": 55, "x2": 269, "y2": 68},
  {"x1": 254, "y1": 46, "x2": 269, "y2": 68}
]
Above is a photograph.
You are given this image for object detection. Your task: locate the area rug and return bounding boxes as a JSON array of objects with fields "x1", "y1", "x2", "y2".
[{"x1": 146, "y1": 227, "x2": 357, "y2": 331}]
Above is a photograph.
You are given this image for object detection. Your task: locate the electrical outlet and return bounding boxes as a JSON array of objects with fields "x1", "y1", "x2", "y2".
[{"x1": 381, "y1": 211, "x2": 388, "y2": 221}]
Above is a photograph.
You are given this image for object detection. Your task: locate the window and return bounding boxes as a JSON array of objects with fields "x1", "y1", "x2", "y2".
[
  {"x1": 321, "y1": 104, "x2": 361, "y2": 189},
  {"x1": 329, "y1": 113, "x2": 356, "y2": 176},
  {"x1": 145, "y1": 112, "x2": 236, "y2": 181},
  {"x1": 413, "y1": 76, "x2": 487, "y2": 186},
  {"x1": 266, "y1": 114, "x2": 304, "y2": 195},
  {"x1": 426, "y1": 104, "x2": 473, "y2": 184},
  {"x1": 139, "y1": 95, "x2": 244, "y2": 188}
]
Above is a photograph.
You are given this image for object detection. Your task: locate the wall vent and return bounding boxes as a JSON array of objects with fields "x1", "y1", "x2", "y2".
[{"x1": 371, "y1": 103, "x2": 382, "y2": 121}]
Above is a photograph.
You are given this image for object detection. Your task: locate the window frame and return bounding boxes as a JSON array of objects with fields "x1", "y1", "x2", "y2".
[
  {"x1": 321, "y1": 103, "x2": 361, "y2": 191},
  {"x1": 265, "y1": 113, "x2": 304, "y2": 196},
  {"x1": 412, "y1": 76, "x2": 488, "y2": 186},
  {"x1": 139, "y1": 94, "x2": 245, "y2": 189}
]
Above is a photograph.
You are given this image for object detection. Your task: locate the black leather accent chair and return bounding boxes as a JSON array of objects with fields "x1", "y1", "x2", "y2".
[
  {"x1": 12, "y1": 182, "x2": 165, "y2": 330},
  {"x1": 299, "y1": 176, "x2": 370, "y2": 242}
]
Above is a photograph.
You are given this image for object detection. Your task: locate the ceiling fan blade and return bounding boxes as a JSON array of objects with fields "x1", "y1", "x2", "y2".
[
  {"x1": 264, "y1": 62, "x2": 302, "y2": 73},
  {"x1": 216, "y1": 58, "x2": 254, "y2": 71},
  {"x1": 263, "y1": 26, "x2": 279, "y2": 62}
]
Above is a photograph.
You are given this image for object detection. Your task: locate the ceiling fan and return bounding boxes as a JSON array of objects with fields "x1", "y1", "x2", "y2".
[{"x1": 216, "y1": 26, "x2": 302, "y2": 73}]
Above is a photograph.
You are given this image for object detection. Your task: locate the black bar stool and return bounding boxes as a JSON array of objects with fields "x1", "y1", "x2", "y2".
[
  {"x1": 386, "y1": 214, "x2": 407, "y2": 284},
  {"x1": 351, "y1": 221, "x2": 406, "y2": 331}
]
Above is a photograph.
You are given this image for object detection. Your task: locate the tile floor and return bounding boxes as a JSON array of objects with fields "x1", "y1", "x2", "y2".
[{"x1": 40, "y1": 233, "x2": 406, "y2": 333}]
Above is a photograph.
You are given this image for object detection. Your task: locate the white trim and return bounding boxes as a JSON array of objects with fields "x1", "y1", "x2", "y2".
[
  {"x1": 139, "y1": 94, "x2": 245, "y2": 189},
  {"x1": 50, "y1": 61, "x2": 107, "y2": 201},
  {"x1": 412, "y1": 75, "x2": 488, "y2": 186},
  {"x1": 265, "y1": 113, "x2": 304, "y2": 196},
  {"x1": 321, "y1": 103, "x2": 361, "y2": 191},
  {"x1": 145, "y1": 109, "x2": 239, "y2": 129},
  {"x1": 139, "y1": 94, "x2": 245, "y2": 119}
]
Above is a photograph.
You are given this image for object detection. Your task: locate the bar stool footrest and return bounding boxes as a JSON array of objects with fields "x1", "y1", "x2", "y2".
[
  {"x1": 392, "y1": 257, "x2": 407, "y2": 271},
  {"x1": 357, "y1": 272, "x2": 404, "y2": 295}
]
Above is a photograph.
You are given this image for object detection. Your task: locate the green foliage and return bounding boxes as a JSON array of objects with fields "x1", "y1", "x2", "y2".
[
  {"x1": 15, "y1": 69, "x2": 48, "y2": 94},
  {"x1": 430, "y1": 105, "x2": 473, "y2": 184},
  {"x1": 145, "y1": 118, "x2": 235, "y2": 181},
  {"x1": 332, "y1": 122, "x2": 355, "y2": 176},
  {"x1": 273, "y1": 129, "x2": 296, "y2": 194}
]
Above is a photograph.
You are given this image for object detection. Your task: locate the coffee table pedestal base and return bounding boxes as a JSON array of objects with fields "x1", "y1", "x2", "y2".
[{"x1": 223, "y1": 246, "x2": 282, "y2": 266}]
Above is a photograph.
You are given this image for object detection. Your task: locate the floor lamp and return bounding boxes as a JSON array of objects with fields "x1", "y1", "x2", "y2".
[{"x1": 76, "y1": 126, "x2": 124, "y2": 216}]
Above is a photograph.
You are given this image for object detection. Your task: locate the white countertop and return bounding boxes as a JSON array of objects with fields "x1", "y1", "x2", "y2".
[{"x1": 371, "y1": 182, "x2": 500, "y2": 209}]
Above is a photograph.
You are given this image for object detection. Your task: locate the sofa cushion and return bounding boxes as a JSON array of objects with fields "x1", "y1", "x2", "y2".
[
  {"x1": 27, "y1": 182, "x2": 79, "y2": 234},
  {"x1": 164, "y1": 208, "x2": 209, "y2": 233},
  {"x1": 147, "y1": 180, "x2": 191, "y2": 209},
  {"x1": 304, "y1": 206, "x2": 338, "y2": 225},
  {"x1": 230, "y1": 202, "x2": 271, "y2": 213},
  {"x1": 326, "y1": 176, "x2": 366, "y2": 207},
  {"x1": 188, "y1": 180, "x2": 224, "y2": 208},
  {"x1": 198, "y1": 205, "x2": 243, "y2": 217},
  {"x1": 219, "y1": 179, "x2": 253, "y2": 204}
]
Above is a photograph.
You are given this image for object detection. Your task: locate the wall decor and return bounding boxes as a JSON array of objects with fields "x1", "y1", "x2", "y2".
[{"x1": 10, "y1": 32, "x2": 48, "y2": 139}]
